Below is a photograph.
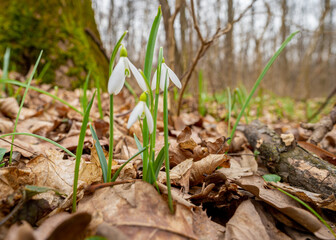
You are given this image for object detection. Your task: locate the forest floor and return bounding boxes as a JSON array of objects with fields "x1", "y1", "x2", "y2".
[{"x1": 0, "y1": 78, "x2": 336, "y2": 240}]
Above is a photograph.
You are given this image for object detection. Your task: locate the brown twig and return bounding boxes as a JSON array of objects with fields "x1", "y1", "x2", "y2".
[
  {"x1": 308, "y1": 85, "x2": 336, "y2": 121},
  {"x1": 177, "y1": 0, "x2": 256, "y2": 115}
]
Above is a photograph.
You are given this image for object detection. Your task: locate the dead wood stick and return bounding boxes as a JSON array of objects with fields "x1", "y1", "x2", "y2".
[
  {"x1": 243, "y1": 120, "x2": 336, "y2": 197},
  {"x1": 308, "y1": 86, "x2": 336, "y2": 122},
  {"x1": 302, "y1": 105, "x2": 336, "y2": 145}
]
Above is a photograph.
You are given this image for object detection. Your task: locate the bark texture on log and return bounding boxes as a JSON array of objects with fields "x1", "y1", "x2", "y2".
[{"x1": 243, "y1": 120, "x2": 336, "y2": 197}]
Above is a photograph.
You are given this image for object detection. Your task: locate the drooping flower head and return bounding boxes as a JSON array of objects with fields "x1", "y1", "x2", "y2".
[
  {"x1": 108, "y1": 46, "x2": 148, "y2": 95},
  {"x1": 151, "y1": 58, "x2": 182, "y2": 91},
  {"x1": 127, "y1": 92, "x2": 154, "y2": 133}
]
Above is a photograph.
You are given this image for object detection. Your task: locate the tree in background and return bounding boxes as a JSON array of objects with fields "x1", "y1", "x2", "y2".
[{"x1": 0, "y1": 0, "x2": 108, "y2": 89}]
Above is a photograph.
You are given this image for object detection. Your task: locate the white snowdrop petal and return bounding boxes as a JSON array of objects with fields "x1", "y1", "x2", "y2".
[
  {"x1": 167, "y1": 66, "x2": 182, "y2": 89},
  {"x1": 122, "y1": 57, "x2": 131, "y2": 77},
  {"x1": 128, "y1": 59, "x2": 148, "y2": 92},
  {"x1": 127, "y1": 102, "x2": 144, "y2": 129},
  {"x1": 144, "y1": 104, "x2": 154, "y2": 134},
  {"x1": 108, "y1": 59, "x2": 126, "y2": 95},
  {"x1": 151, "y1": 70, "x2": 157, "y2": 90},
  {"x1": 160, "y1": 65, "x2": 168, "y2": 91}
]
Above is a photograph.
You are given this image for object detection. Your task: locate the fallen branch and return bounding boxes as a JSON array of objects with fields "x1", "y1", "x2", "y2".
[
  {"x1": 302, "y1": 105, "x2": 336, "y2": 145},
  {"x1": 243, "y1": 120, "x2": 336, "y2": 197}
]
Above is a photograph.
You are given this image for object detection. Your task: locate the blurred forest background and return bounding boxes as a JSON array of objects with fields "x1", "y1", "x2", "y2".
[
  {"x1": 0, "y1": 0, "x2": 334, "y2": 100},
  {"x1": 93, "y1": 0, "x2": 335, "y2": 99}
]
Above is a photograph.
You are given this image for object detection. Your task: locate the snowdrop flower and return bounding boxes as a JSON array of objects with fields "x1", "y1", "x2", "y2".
[
  {"x1": 151, "y1": 58, "x2": 182, "y2": 91},
  {"x1": 108, "y1": 46, "x2": 148, "y2": 95},
  {"x1": 127, "y1": 92, "x2": 154, "y2": 133}
]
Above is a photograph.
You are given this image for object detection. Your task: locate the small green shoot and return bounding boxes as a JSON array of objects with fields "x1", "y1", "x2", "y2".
[
  {"x1": 0, "y1": 148, "x2": 7, "y2": 167},
  {"x1": 198, "y1": 70, "x2": 206, "y2": 116},
  {"x1": 226, "y1": 87, "x2": 232, "y2": 135},
  {"x1": 72, "y1": 91, "x2": 96, "y2": 212},
  {"x1": 2, "y1": 47, "x2": 13, "y2": 96},
  {"x1": 95, "y1": 76, "x2": 104, "y2": 119},
  {"x1": 263, "y1": 174, "x2": 336, "y2": 238},
  {"x1": 9, "y1": 50, "x2": 43, "y2": 164},
  {"x1": 81, "y1": 70, "x2": 91, "y2": 111},
  {"x1": 90, "y1": 124, "x2": 108, "y2": 183},
  {"x1": 228, "y1": 31, "x2": 299, "y2": 144}
]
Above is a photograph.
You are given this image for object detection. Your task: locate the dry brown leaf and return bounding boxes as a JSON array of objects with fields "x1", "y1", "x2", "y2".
[
  {"x1": 218, "y1": 158, "x2": 254, "y2": 180},
  {"x1": 0, "y1": 116, "x2": 13, "y2": 133},
  {"x1": 190, "y1": 154, "x2": 229, "y2": 186},
  {"x1": 78, "y1": 181, "x2": 224, "y2": 240},
  {"x1": 159, "y1": 158, "x2": 193, "y2": 193},
  {"x1": 0, "y1": 97, "x2": 37, "y2": 120},
  {"x1": 5, "y1": 212, "x2": 91, "y2": 240},
  {"x1": 225, "y1": 199, "x2": 291, "y2": 240},
  {"x1": 235, "y1": 175, "x2": 334, "y2": 239}
]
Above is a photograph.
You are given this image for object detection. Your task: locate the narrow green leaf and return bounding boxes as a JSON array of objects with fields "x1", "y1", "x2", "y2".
[
  {"x1": 0, "y1": 148, "x2": 6, "y2": 161},
  {"x1": 229, "y1": 31, "x2": 299, "y2": 144},
  {"x1": 73, "y1": 91, "x2": 96, "y2": 212},
  {"x1": 9, "y1": 50, "x2": 43, "y2": 164},
  {"x1": 143, "y1": 6, "x2": 162, "y2": 81},
  {"x1": 81, "y1": 70, "x2": 91, "y2": 111},
  {"x1": 153, "y1": 145, "x2": 165, "y2": 179},
  {"x1": 90, "y1": 124, "x2": 108, "y2": 183}
]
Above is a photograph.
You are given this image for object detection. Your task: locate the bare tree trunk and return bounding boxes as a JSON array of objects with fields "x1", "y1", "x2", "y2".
[
  {"x1": 280, "y1": 0, "x2": 288, "y2": 95},
  {"x1": 296, "y1": 0, "x2": 330, "y2": 99}
]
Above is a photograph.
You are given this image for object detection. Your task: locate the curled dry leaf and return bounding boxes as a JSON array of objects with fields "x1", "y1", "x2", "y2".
[
  {"x1": 190, "y1": 154, "x2": 229, "y2": 186},
  {"x1": 159, "y1": 158, "x2": 193, "y2": 193},
  {"x1": 5, "y1": 212, "x2": 91, "y2": 240},
  {"x1": 0, "y1": 97, "x2": 37, "y2": 120},
  {"x1": 225, "y1": 199, "x2": 291, "y2": 240},
  {"x1": 78, "y1": 181, "x2": 224, "y2": 240},
  {"x1": 235, "y1": 175, "x2": 334, "y2": 239}
]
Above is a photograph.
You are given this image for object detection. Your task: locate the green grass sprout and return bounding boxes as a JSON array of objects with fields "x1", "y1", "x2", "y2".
[
  {"x1": 81, "y1": 70, "x2": 91, "y2": 111},
  {"x1": 72, "y1": 91, "x2": 96, "y2": 212},
  {"x1": 9, "y1": 50, "x2": 43, "y2": 164},
  {"x1": 228, "y1": 31, "x2": 299, "y2": 144}
]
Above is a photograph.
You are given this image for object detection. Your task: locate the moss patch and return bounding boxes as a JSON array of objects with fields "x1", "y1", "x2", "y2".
[{"x1": 0, "y1": 0, "x2": 108, "y2": 89}]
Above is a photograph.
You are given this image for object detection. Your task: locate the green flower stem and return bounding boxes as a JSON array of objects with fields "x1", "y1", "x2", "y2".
[
  {"x1": 228, "y1": 31, "x2": 299, "y2": 144},
  {"x1": 148, "y1": 47, "x2": 163, "y2": 184},
  {"x1": 73, "y1": 91, "x2": 96, "y2": 212},
  {"x1": 0, "y1": 79, "x2": 83, "y2": 115},
  {"x1": 0, "y1": 132, "x2": 75, "y2": 158},
  {"x1": 226, "y1": 87, "x2": 232, "y2": 136},
  {"x1": 107, "y1": 94, "x2": 114, "y2": 182},
  {"x1": 9, "y1": 51, "x2": 43, "y2": 164},
  {"x1": 163, "y1": 72, "x2": 173, "y2": 213}
]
